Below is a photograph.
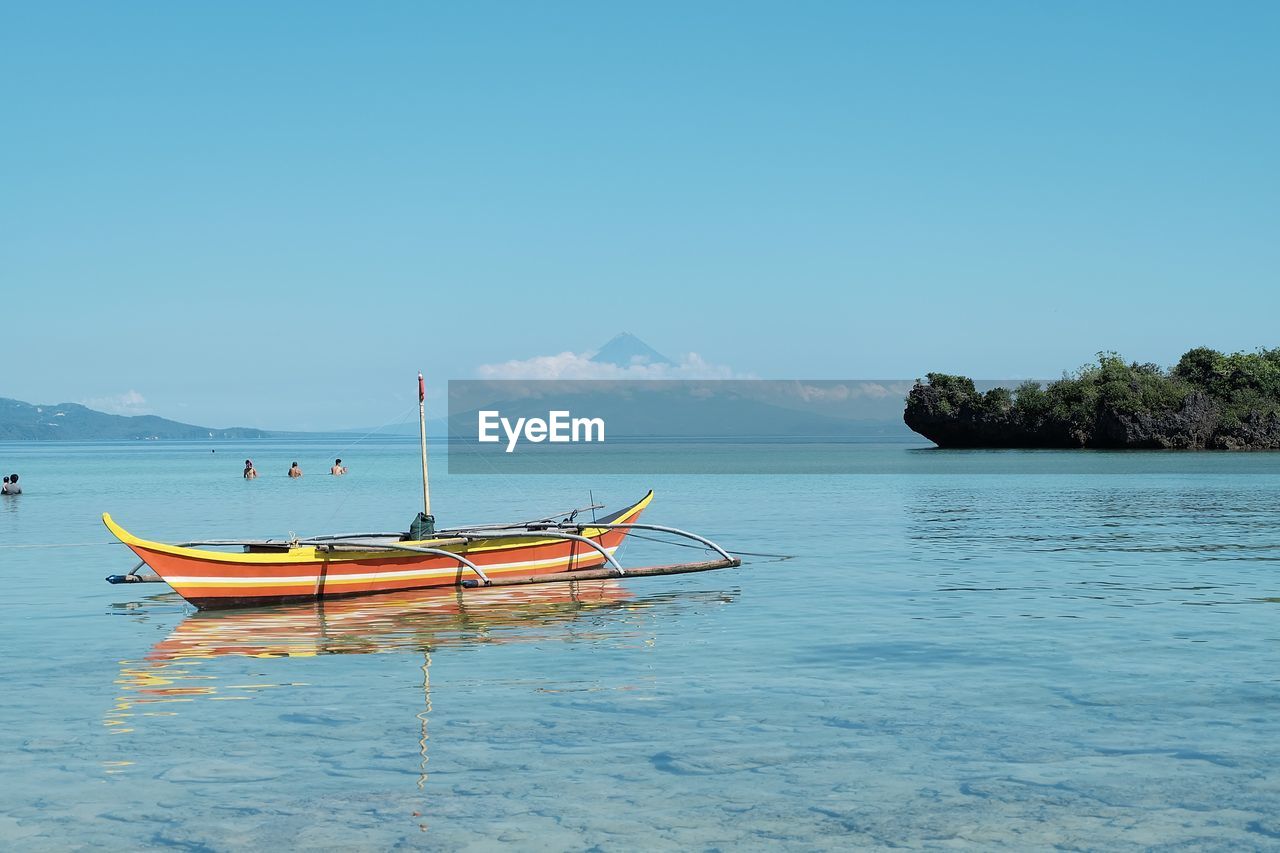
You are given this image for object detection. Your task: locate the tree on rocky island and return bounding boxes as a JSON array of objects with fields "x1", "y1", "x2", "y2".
[{"x1": 904, "y1": 348, "x2": 1280, "y2": 450}]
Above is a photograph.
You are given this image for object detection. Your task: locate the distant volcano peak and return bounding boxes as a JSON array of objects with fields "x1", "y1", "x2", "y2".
[{"x1": 589, "y1": 332, "x2": 672, "y2": 368}]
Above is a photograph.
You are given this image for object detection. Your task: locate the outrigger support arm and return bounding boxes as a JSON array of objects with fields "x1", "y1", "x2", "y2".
[
  {"x1": 456, "y1": 530, "x2": 625, "y2": 575},
  {"x1": 538, "y1": 522, "x2": 735, "y2": 564},
  {"x1": 104, "y1": 559, "x2": 163, "y2": 584},
  {"x1": 317, "y1": 542, "x2": 492, "y2": 586}
]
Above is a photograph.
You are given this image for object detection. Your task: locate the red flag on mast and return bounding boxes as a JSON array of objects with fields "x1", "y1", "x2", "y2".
[{"x1": 418, "y1": 373, "x2": 425, "y2": 403}]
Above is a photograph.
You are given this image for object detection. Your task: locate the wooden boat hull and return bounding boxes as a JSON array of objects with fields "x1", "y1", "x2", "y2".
[{"x1": 103, "y1": 492, "x2": 653, "y2": 610}]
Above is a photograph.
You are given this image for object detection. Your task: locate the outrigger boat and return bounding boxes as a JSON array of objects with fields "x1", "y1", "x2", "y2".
[
  {"x1": 102, "y1": 490, "x2": 738, "y2": 610},
  {"x1": 104, "y1": 376, "x2": 739, "y2": 610}
]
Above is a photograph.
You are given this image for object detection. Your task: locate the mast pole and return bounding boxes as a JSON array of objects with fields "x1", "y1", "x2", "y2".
[{"x1": 418, "y1": 373, "x2": 433, "y2": 527}]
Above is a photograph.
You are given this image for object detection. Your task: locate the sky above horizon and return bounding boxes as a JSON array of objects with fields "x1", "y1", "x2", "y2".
[{"x1": 4, "y1": 2, "x2": 1278, "y2": 431}]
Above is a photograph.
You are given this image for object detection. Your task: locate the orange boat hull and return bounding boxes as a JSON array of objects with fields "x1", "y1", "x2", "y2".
[{"x1": 105, "y1": 493, "x2": 651, "y2": 609}]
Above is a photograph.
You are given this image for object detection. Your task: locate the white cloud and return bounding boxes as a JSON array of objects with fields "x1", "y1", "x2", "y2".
[
  {"x1": 83, "y1": 390, "x2": 151, "y2": 415},
  {"x1": 797, "y1": 382, "x2": 906, "y2": 402},
  {"x1": 797, "y1": 383, "x2": 851, "y2": 402},
  {"x1": 476, "y1": 351, "x2": 745, "y2": 380}
]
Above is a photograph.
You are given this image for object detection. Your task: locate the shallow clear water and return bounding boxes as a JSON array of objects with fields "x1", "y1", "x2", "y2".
[{"x1": 3, "y1": 439, "x2": 1280, "y2": 849}]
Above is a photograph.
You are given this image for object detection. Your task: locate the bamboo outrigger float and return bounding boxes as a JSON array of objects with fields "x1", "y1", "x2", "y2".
[{"x1": 104, "y1": 375, "x2": 739, "y2": 610}]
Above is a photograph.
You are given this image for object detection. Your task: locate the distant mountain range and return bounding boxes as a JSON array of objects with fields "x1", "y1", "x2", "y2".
[{"x1": 0, "y1": 398, "x2": 270, "y2": 441}]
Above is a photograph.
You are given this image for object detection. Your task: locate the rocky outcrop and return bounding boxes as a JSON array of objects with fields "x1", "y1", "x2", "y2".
[
  {"x1": 1089, "y1": 392, "x2": 1219, "y2": 449},
  {"x1": 904, "y1": 384, "x2": 1280, "y2": 450},
  {"x1": 902, "y1": 382, "x2": 1071, "y2": 448},
  {"x1": 1211, "y1": 409, "x2": 1280, "y2": 450}
]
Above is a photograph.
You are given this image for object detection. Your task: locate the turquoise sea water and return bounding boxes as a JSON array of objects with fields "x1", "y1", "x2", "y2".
[{"x1": 3, "y1": 439, "x2": 1280, "y2": 850}]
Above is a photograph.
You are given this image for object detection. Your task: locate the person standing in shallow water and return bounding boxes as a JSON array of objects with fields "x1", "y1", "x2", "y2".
[
  {"x1": 330, "y1": 458, "x2": 347, "y2": 475},
  {"x1": 243, "y1": 460, "x2": 258, "y2": 479},
  {"x1": 2, "y1": 474, "x2": 21, "y2": 495},
  {"x1": 288, "y1": 462, "x2": 302, "y2": 478}
]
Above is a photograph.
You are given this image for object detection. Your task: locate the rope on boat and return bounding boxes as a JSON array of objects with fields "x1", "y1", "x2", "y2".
[
  {"x1": 738, "y1": 553, "x2": 793, "y2": 565},
  {"x1": 329, "y1": 402, "x2": 422, "y2": 457},
  {"x1": 0, "y1": 541, "x2": 121, "y2": 549},
  {"x1": 620, "y1": 529, "x2": 795, "y2": 560},
  {"x1": 313, "y1": 402, "x2": 421, "y2": 531}
]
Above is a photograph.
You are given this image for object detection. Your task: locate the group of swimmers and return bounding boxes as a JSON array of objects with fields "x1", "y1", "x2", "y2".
[
  {"x1": 1, "y1": 474, "x2": 20, "y2": 495},
  {"x1": 243, "y1": 459, "x2": 347, "y2": 479}
]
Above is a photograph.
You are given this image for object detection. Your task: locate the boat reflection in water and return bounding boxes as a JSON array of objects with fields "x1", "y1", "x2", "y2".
[
  {"x1": 140, "y1": 579, "x2": 646, "y2": 662},
  {"x1": 106, "y1": 581, "x2": 738, "y2": 749}
]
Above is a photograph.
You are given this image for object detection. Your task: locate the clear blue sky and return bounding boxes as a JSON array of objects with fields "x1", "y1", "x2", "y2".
[{"x1": 4, "y1": 2, "x2": 1277, "y2": 430}]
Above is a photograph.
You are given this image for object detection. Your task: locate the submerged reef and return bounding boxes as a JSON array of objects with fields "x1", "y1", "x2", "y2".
[{"x1": 904, "y1": 348, "x2": 1280, "y2": 449}]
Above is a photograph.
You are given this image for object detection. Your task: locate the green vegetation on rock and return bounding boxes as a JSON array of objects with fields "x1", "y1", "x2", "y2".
[{"x1": 905, "y1": 348, "x2": 1280, "y2": 449}]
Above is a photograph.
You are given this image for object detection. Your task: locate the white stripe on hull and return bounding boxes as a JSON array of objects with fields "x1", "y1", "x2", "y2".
[{"x1": 163, "y1": 547, "x2": 619, "y2": 588}]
